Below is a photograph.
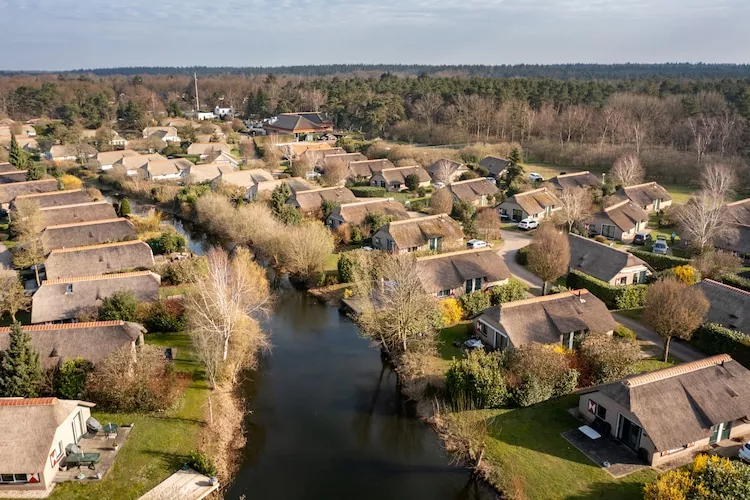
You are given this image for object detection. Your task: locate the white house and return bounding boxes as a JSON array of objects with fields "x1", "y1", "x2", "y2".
[{"x1": 214, "y1": 105, "x2": 234, "y2": 118}]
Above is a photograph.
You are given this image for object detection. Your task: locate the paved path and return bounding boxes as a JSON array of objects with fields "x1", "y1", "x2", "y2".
[
  {"x1": 613, "y1": 313, "x2": 704, "y2": 363},
  {"x1": 497, "y1": 229, "x2": 543, "y2": 293},
  {"x1": 0, "y1": 243, "x2": 11, "y2": 269},
  {"x1": 139, "y1": 468, "x2": 218, "y2": 500}
]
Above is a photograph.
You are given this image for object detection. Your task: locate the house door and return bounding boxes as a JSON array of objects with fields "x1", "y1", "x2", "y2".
[
  {"x1": 72, "y1": 411, "x2": 83, "y2": 443},
  {"x1": 618, "y1": 415, "x2": 642, "y2": 451},
  {"x1": 512, "y1": 209, "x2": 523, "y2": 221},
  {"x1": 710, "y1": 422, "x2": 733, "y2": 444}
]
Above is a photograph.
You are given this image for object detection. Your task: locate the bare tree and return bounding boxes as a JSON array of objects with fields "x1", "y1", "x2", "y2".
[
  {"x1": 527, "y1": 224, "x2": 570, "y2": 295},
  {"x1": 690, "y1": 250, "x2": 741, "y2": 280},
  {"x1": 186, "y1": 248, "x2": 270, "y2": 389},
  {"x1": 412, "y1": 93, "x2": 442, "y2": 131},
  {"x1": 429, "y1": 160, "x2": 456, "y2": 184},
  {"x1": 476, "y1": 209, "x2": 502, "y2": 241},
  {"x1": 0, "y1": 268, "x2": 30, "y2": 322},
  {"x1": 610, "y1": 154, "x2": 645, "y2": 187},
  {"x1": 282, "y1": 221, "x2": 335, "y2": 282},
  {"x1": 553, "y1": 187, "x2": 593, "y2": 233},
  {"x1": 300, "y1": 89, "x2": 328, "y2": 112},
  {"x1": 321, "y1": 157, "x2": 349, "y2": 186},
  {"x1": 10, "y1": 199, "x2": 45, "y2": 286},
  {"x1": 430, "y1": 188, "x2": 454, "y2": 215},
  {"x1": 644, "y1": 278, "x2": 709, "y2": 362},
  {"x1": 701, "y1": 162, "x2": 736, "y2": 202},
  {"x1": 687, "y1": 115, "x2": 718, "y2": 164}
]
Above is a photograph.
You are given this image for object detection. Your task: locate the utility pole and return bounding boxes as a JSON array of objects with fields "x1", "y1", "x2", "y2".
[{"x1": 194, "y1": 72, "x2": 200, "y2": 112}]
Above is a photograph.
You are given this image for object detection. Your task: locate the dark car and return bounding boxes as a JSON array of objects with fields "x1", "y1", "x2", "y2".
[{"x1": 633, "y1": 232, "x2": 652, "y2": 246}]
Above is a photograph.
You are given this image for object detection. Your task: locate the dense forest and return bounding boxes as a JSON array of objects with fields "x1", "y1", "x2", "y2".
[{"x1": 2, "y1": 67, "x2": 750, "y2": 185}]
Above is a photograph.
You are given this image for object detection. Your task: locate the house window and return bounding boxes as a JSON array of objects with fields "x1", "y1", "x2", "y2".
[
  {"x1": 616, "y1": 276, "x2": 627, "y2": 286},
  {"x1": 465, "y1": 277, "x2": 483, "y2": 294},
  {"x1": 0, "y1": 474, "x2": 28, "y2": 484},
  {"x1": 545, "y1": 205, "x2": 552, "y2": 217},
  {"x1": 437, "y1": 289, "x2": 451, "y2": 297},
  {"x1": 429, "y1": 237, "x2": 442, "y2": 251},
  {"x1": 65, "y1": 284, "x2": 73, "y2": 294},
  {"x1": 596, "y1": 404, "x2": 607, "y2": 420},
  {"x1": 601, "y1": 224, "x2": 616, "y2": 239},
  {"x1": 512, "y1": 209, "x2": 523, "y2": 221},
  {"x1": 374, "y1": 237, "x2": 381, "y2": 247}
]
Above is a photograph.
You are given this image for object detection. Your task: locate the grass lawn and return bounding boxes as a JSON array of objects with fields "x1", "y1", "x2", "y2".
[
  {"x1": 662, "y1": 184, "x2": 697, "y2": 205},
  {"x1": 459, "y1": 395, "x2": 656, "y2": 499},
  {"x1": 616, "y1": 308, "x2": 644, "y2": 322},
  {"x1": 48, "y1": 332, "x2": 209, "y2": 500},
  {"x1": 159, "y1": 284, "x2": 196, "y2": 299},
  {"x1": 438, "y1": 321, "x2": 472, "y2": 362},
  {"x1": 323, "y1": 252, "x2": 340, "y2": 272}
]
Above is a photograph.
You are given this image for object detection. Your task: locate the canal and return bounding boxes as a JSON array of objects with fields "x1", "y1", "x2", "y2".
[{"x1": 106, "y1": 193, "x2": 495, "y2": 499}]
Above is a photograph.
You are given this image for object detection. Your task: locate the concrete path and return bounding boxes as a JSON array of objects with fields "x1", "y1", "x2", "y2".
[
  {"x1": 139, "y1": 468, "x2": 218, "y2": 500},
  {"x1": 613, "y1": 313, "x2": 704, "y2": 363},
  {"x1": 497, "y1": 229, "x2": 543, "y2": 293},
  {"x1": 0, "y1": 243, "x2": 11, "y2": 269}
]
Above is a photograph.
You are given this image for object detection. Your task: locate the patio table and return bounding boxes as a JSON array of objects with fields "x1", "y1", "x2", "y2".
[
  {"x1": 579, "y1": 425, "x2": 602, "y2": 440},
  {"x1": 103, "y1": 423, "x2": 118, "y2": 439},
  {"x1": 66, "y1": 452, "x2": 101, "y2": 470}
]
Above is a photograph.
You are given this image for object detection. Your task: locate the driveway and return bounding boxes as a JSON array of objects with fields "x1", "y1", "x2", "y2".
[
  {"x1": 613, "y1": 313, "x2": 704, "y2": 363},
  {"x1": 497, "y1": 229, "x2": 542, "y2": 293},
  {"x1": 0, "y1": 243, "x2": 11, "y2": 269}
]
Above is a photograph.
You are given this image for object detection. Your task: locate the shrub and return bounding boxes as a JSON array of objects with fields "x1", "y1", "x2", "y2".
[
  {"x1": 160, "y1": 257, "x2": 208, "y2": 285},
  {"x1": 515, "y1": 247, "x2": 529, "y2": 265},
  {"x1": 364, "y1": 213, "x2": 393, "y2": 233},
  {"x1": 721, "y1": 273, "x2": 750, "y2": 292},
  {"x1": 350, "y1": 186, "x2": 386, "y2": 198},
  {"x1": 60, "y1": 174, "x2": 83, "y2": 190},
  {"x1": 440, "y1": 298, "x2": 463, "y2": 326},
  {"x1": 578, "y1": 334, "x2": 641, "y2": 384},
  {"x1": 143, "y1": 300, "x2": 186, "y2": 333},
  {"x1": 404, "y1": 173, "x2": 420, "y2": 191},
  {"x1": 594, "y1": 235, "x2": 609, "y2": 244},
  {"x1": 566, "y1": 270, "x2": 648, "y2": 309},
  {"x1": 147, "y1": 230, "x2": 187, "y2": 255},
  {"x1": 446, "y1": 350, "x2": 509, "y2": 409},
  {"x1": 188, "y1": 450, "x2": 217, "y2": 477},
  {"x1": 99, "y1": 290, "x2": 138, "y2": 321},
  {"x1": 118, "y1": 198, "x2": 132, "y2": 216},
  {"x1": 54, "y1": 358, "x2": 93, "y2": 399},
  {"x1": 505, "y1": 343, "x2": 578, "y2": 407},
  {"x1": 459, "y1": 291, "x2": 491, "y2": 318},
  {"x1": 628, "y1": 248, "x2": 690, "y2": 271},
  {"x1": 489, "y1": 278, "x2": 528, "y2": 305},
  {"x1": 337, "y1": 252, "x2": 358, "y2": 283},
  {"x1": 614, "y1": 324, "x2": 637, "y2": 340},
  {"x1": 549, "y1": 285, "x2": 570, "y2": 294},
  {"x1": 691, "y1": 323, "x2": 750, "y2": 368},
  {"x1": 662, "y1": 265, "x2": 700, "y2": 285}
]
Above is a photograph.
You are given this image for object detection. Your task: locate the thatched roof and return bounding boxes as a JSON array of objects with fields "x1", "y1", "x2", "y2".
[
  {"x1": 568, "y1": 234, "x2": 650, "y2": 282},
  {"x1": 0, "y1": 398, "x2": 95, "y2": 473},
  {"x1": 31, "y1": 271, "x2": 161, "y2": 324},
  {"x1": 382, "y1": 214, "x2": 464, "y2": 249},
  {"x1": 0, "y1": 163, "x2": 17, "y2": 173},
  {"x1": 504, "y1": 187, "x2": 560, "y2": 215},
  {"x1": 144, "y1": 158, "x2": 191, "y2": 178},
  {"x1": 218, "y1": 169, "x2": 274, "y2": 188},
  {"x1": 329, "y1": 198, "x2": 409, "y2": 226},
  {"x1": 580, "y1": 355, "x2": 750, "y2": 451},
  {"x1": 299, "y1": 147, "x2": 346, "y2": 167},
  {"x1": 186, "y1": 142, "x2": 231, "y2": 156},
  {"x1": 479, "y1": 157, "x2": 509, "y2": 176},
  {"x1": 42, "y1": 218, "x2": 137, "y2": 253},
  {"x1": 616, "y1": 182, "x2": 672, "y2": 208},
  {"x1": 264, "y1": 113, "x2": 333, "y2": 133},
  {"x1": 289, "y1": 187, "x2": 357, "y2": 212},
  {"x1": 0, "y1": 178, "x2": 58, "y2": 204},
  {"x1": 40, "y1": 201, "x2": 118, "y2": 228},
  {"x1": 252, "y1": 177, "x2": 313, "y2": 196},
  {"x1": 322, "y1": 153, "x2": 367, "y2": 172},
  {"x1": 478, "y1": 290, "x2": 616, "y2": 346},
  {"x1": 96, "y1": 149, "x2": 139, "y2": 166},
  {"x1": 427, "y1": 158, "x2": 464, "y2": 178},
  {"x1": 376, "y1": 166, "x2": 431, "y2": 185},
  {"x1": 726, "y1": 199, "x2": 750, "y2": 225},
  {"x1": 0, "y1": 321, "x2": 144, "y2": 369},
  {"x1": 12, "y1": 189, "x2": 91, "y2": 209},
  {"x1": 448, "y1": 178, "x2": 499, "y2": 202},
  {"x1": 44, "y1": 240, "x2": 155, "y2": 280},
  {"x1": 416, "y1": 248, "x2": 510, "y2": 293},
  {"x1": 714, "y1": 223, "x2": 750, "y2": 256},
  {"x1": 694, "y1": 279, "x2": 750, "y2": 334},
  {"x1": 347, "y1": 159, "x2": 394, "y2": 179},
  {"x1": 550, "y1": 171, "x2": 602, "y2": 190},
  {"x1": 0, "y1": 170, "x2": 31, "y2": 183},
  {"x1": 49, "y1": 144, "x2": 96, "y2": 159},
  {"x1": 599, "y1": 200, "x2": 649, "y2": 231}
]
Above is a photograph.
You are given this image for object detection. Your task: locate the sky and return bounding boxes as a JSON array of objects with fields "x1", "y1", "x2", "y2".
[{"x1": 2, "y1": 0, "x2": 749, "y2": 70}]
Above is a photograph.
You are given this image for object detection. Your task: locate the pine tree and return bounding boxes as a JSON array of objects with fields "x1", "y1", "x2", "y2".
[
  {"x1": 119, "y1": 198, "x2": 132, "y2": 217},
  {"x1": 0, "y1": 322, "x2": 43, "y2": 397},
  {"x1": 8, "y1": 134, "x2": 29, "y2": 170},
  {"x1": 504, "y1": 148, "x2": 525, "y2": 189}
]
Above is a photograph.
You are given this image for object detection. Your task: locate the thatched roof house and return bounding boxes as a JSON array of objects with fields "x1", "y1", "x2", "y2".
[
  {"x1": 590, "y1": 200, "x2": 649, "y2": 242},
  {"x1": 327, "y1": 198, "x2": 409, "y2": 229},
  {"x1": 726, "y1": 198, "x2": 750, "y2": 225},
  {"x1": 0, "y1": 321, "x2": 145, "y2": 369},
  {"x1": 498, "y1": 187, "x2": 561, "y2": 222},
  {"x1": 475, "y1": 290, "x2": 616, "y2": 350},
  {"x1": 12, "y1": 189, "x2": 91, "y2": 210},
  {"x1": 40, "y1": 201, "x2": 118, "y2": 228},
  {"x1": 372, "y1": 214, "x2": 465, "y2": 253},
  {"x1": 263, "y1": 113, "x2": 334, "y2": 135},
  {"x1": 568, "y1": 234, "x2": 651, "y2": 286},
  {"x1": 0, "y1": 397, "x2": 95, "y2": 491},
  {"x1": 549, "y1": 171, "x2": 602, "y2": 191},
  {"x1": 247, "y1": 177, "x2": 313, "y2": 201},
  {"x1": 479, "y1": 157, "x2": 509, "y2": 177},
  {"x1": 694, "y1": 279, "x2": 749, "y2": 334},
  {"x1": 0, "y1": 179, "x2": 58, "y2": 206},
  {"x1": 287, "y1": 187, "x2": 357, "y2": 214},
  {"x1": 41, "y1": 218, "x2": 137, "y2": 253},
  {"x1": 427, "y1": 158, "x2": 467, "y2": 183},
  {"x1": 44, "y1": 240, "x2": 155, "y2": 280},
  {"x1": 186, "y1": 142, "x2": 231, "y2": 157},
  {"x1": 31, "y1": 271, "x2": 160, "y2": 324},
  {"x1": 578, "y1": 354, "x2": 750, "y2": 466},
  {"x1": 416, "y1": 248, "x2": 511, "y2": 298},
  {"x1": 347, "y1": 159, "x2": 394, "y2": 180},
  {"x1": 0, "y1": 163, "x2": 17, "y2": 173},
  {"x1": 448, "y1": 178, "x2": 499, "y2": 207},
  {"x1": 370, "y1": 166, "x2": 431, "y2": 192},
  {"x1": 299, "y1": 147, "x2": 346, "y2": 168},
  {"x1": 0, "y1": 170, "x2": 31, "y2": 184},
  {"x1": 614, "y1": 182, "x2": 672, "y2": 213}
]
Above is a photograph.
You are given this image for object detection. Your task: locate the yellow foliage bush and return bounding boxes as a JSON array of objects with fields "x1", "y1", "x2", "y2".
[
  {"x1": 671, "y1": 265, "x2": 698, "y2": 285},
  {"x1": 440, "y1": 298, "x2": 463, "y2": 327},
  {"x1": 643, "y1": 469, "x2": 691, "y2": 500},
  {"x1": 343, "y1": 288, "x2": 353, "y2": 299},
  {"x1": 60, "y1": 174, "x2": 83, "y2": 190}
]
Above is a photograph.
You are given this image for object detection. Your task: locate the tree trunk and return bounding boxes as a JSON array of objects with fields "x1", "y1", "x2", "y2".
[
  {"x1": 663, "y1": 336, "x2": 672, "y2": 363},
  {"x1": 34, "y1": 266, "x2": 40, "y2": 287},
  {"x1": 223, "y1": 335, "x2": 229, "y2": 361},
  {"x1": 208, "y1": 394, "x2": 214, "y2": 425},
  {"x1": 542, "y1": 281, "x2": 549, "y2": 296}
]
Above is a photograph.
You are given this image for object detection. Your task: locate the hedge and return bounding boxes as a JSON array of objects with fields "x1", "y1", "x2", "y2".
[
  {"x1": 566, "y1": 270, "x2": 648, "y2": 310},
  {"x1": 721, "y1": 273, "x2": 750, "y2": 292},
  {"x1": 690, "y1": 323, "x2": 750, "y2": 368},
  {"x1": 516, "y1": 247, "x2": 529, "y2": 265},
  {"x1": 350, "y1": 186, "x2": 386, "y2": 198},
  {"x1": 628, "y1": 249, "x2": 690, "y2": 271}
]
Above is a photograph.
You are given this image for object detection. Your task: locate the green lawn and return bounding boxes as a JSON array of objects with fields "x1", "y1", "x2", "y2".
[
  {"x1": 159, "y1": 284, "x2": 196, "y2": 299},
  {"x1": 438, "y1": 321, "x2": 472, "y2": 361},
  {"x1": 662, "y1": 184, "x2": 697, "y2": 205},
  {"x1": 48, "y1": 332, "x2": 209, "y2": 500},
  {"x1": 459, "y1": 395, "x2": 656, "y2": 499}
]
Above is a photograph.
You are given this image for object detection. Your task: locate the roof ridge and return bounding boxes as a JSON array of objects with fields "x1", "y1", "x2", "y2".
[
  {"x1": 0, "y1": 397, "x2": 58, "y2": 407},
  {"x1": 39, "y1": 200, "x2": 109, "y2": 211},
  {"x1": 0, "y1": 178, "x2": 57, "y2": 187},
  {"x1": 0, "y1": 320, "x2": 125, "y2": 333},
  {"x1": 604, "y1": 199, "x2": 631, "y2": 211},
  {"x1": 338, "y1": 198, "x2": 393, "y2": 207},
  {"x1": 44, "y1": 218, "x2": 129, "y2": 230},
  {"x1": 624, "y1": 181, "x2": 657, "y2": 190},
  {"x1": 388, "y1": 213, "x2": 451, "y2": 225},
  {"x1": 726, "y1": 198, "x2": 750, "y2": 207},
  {"x1": 296, "y1": 186, "x2": 350, "y2": 194},
  {"x1": 514, "y1": 187, "x2": 548, "y2": 196},
  {"x1": 556, "y1": 171, "x2": 591, "y2": 178},
  {"x1": 450, "y1": 178, "x2": 491, "y2": 185},
  {"x1": 624, "y1": 354, "x2": 733, "y2": 387},
  {"x1": 15, "y1": 189, "x2": 85, "y2": 199},
  {"x1": 501, "y1": 289, "x2": 589, "y2": 309},
  {"x1": 416, "y1": 247, "x2": 495, "y2": 261},
  {"x1": 0, "y1": 170, "x2": 28, "y2": 176},
  {"x1": 42, "y1": 270, "x2": 157, "y2": 285},
  {"x1": 570, "y1": 233, "x2": 627, "y2": 253},
  {"x1": 48, "y1": 239, "x2": 147, "y2": 254},
  {"x1": 701, "y1": 278, "x2": 750, "y2": 297},
  {"x1": 379, "y1": 165, "x2": 422, "y2": 172},
  {"x1": 348, "y1": 159, "x2": 389, "y2": 165}
]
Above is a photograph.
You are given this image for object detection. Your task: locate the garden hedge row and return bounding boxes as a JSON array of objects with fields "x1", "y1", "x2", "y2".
[
  {"x1": 566, "y1": 270, "x2": 648, "y2": 310},
  {"x1": 721, "y1": 273, "x2": 750, "y2": 292},
  {"x1": 350, "y1": 186, "x2": 387, "y2": 198},
  {"x1": 628, "y1": 249, "x2": 690, "y2": 271},
  {"x1": 690, "y1": 323, "x2": 750, "y2": 368}
]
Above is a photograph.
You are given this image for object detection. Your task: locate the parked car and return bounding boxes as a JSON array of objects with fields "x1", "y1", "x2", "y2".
[
  {"x1": 528, "y1": 173, "x2": 544, "y2": 182},
  {"x1": 632, "y1": 232, "x2": 652, "y2": 246},
  {"x1": 467, "y1": 239, "x2": 488, "y2": 249},
  {"x1": 500, "y1": 212, "x2": 510, "y2": 221},
  {"x1": 652, "y1": 240, "x2": 669, "y2": 255},
  {"x1": 463, "y1": 339, "x2": 484, "y2": 350},
  {"x1": 740, "y1": 441, "x2": 750, "y2": 463},
  {"x1": 518, "y1": 218, "x2": 539, "y2": 230},
  {"x1": 485, "y1": 177, "x2": 497, "y2": 184},
  {"x1": 432, "y1": 181, "x2": 446, "y2": 189}
]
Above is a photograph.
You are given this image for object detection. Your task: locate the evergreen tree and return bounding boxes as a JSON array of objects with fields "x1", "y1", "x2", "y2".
[
  {"x1": 25, "y1": 163, "x2": 46, "y2": 181},
  {"x1": 119, "y1": 198, "x2": 132, "y2": 217},
  {"x1": 8, "y1": 134, "x2": 29, "y2": 170},
  {"x1": 504, "y1": 148, "x2": 524, "y2": 189},
  {"x1": 0, "y1": 322, "x2": 43, "y2": 397},
  {"x1": 270, "y1": 183, "x2": 291, "y2": 216}
]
